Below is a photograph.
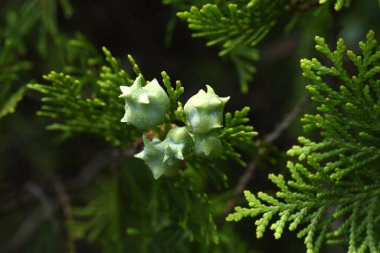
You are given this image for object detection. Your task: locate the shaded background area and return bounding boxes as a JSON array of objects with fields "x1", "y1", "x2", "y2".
[{"x1": 1, "y1": 0, "x2": 380, "y2": 252}]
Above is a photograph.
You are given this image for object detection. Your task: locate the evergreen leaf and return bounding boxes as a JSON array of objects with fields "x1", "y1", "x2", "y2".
[
  {"x1": 0, "y1": 86, "x2": 27, "y2": 120},
  {"x1": 227, "y1": 30, "x2": 380, "y2": 252},
  {"x1": 28, "y1": 48, "x2": 137, "y2": 146},
  {"x1": 220, "y1": 106, "x2": 258, "y2": 166}
]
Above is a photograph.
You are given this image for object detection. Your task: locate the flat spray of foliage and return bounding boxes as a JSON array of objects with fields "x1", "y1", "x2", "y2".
[
  {"x1": 165, "y1": 0, "x2": 358, "y2": 93},
  {"x1": 29, "y1": 47, "x2": 257, "y2": 252},
  {"x1": 227, "y1": 31, "x2": 380, "y2": 252},
  {"x1": 175, "y1": 0, "x2": 286, "y2": 93}
]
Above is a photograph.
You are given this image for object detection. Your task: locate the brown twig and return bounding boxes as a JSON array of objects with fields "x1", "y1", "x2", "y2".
[
  {"x1": 54, "y1": 179, "x2": 76, "y2": 253},
  {"x1": 264, "y1": 96, "x2": 308, "y2": 144},
  {"x1": 223, "y1": 97, "x2": 308, "y2": 217},
  {"x1": 0, "y1": 205, "x2": 59, "y2": 253},
  {"x1": 0, "y1": 184, "x2": 58, "y2": 253}
]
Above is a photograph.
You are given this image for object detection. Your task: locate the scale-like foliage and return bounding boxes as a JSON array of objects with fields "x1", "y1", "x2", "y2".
[
  {"x1": 177, "y1": 1, "x2": 287, "y2": 56},
  {"x1": 30, "y1": 46, "x2": 256, "y2": 162},
  {"x1": 177, "y1": 0, "x2": 285, "y2": 92},
  {"x1": 220, "y1": 106, "x2": 258, "y2": 166},
  {"x1": 170, "y1": 0, "x2": 361, "y2": 92},
  {"x1": 26, "y1": 17, "x2": 260, "y2": 248},
  {"x1": 28, "y1": 48, "x2": 139, "y2": 146},
  {"x1": 227, "y1": 31, "x2": 380, "y2": 252},
  {"x1": 30, "y1": 44, "x2": 258, "y2": 251},
  {"x1": 176, "y1": 0, "x2": 353, "y2": 57}
]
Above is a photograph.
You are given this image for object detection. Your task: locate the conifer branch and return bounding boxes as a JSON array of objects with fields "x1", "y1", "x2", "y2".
[
  {"x1": 227, "y1": 30, "x2": 380, "y2": 252},
  {"x1": 28, "y1": 45, "x2": 258, "y2": 251},
  {"x1": 0, "y1": 184, "x2": 58, "y2": 253},
  {"x1": 171, "y1": 0, "x2": 353, "y2": 92},
  {"x1": 224, "y1": 96, "x2": 307, "y2": 216}
]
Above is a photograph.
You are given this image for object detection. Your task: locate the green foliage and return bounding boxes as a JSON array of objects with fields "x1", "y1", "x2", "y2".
[
  {"x1": 0, "y1": 0, "x2": 75, "y2": 120},
  {"x1": 71, "y1": 174, "x2": 128, "y2": 253},
  {"x1": 30, "y1": 45, "x2": 257, "y2": 176},
  {"x1": 0, "y1": 86, "x2": 27, "y2": 120},
  {"x1": 177, "y1": 1, "x2": 287, "y2": 56},
  {"x1": 29, "y1": 44, "x2": 258, "y2": 250},
  {"x1": 220, "y1": 106, "x2": 258, "y2": 166},
  {"x1": 227, "y1": 31, "x2": 380, "y2": 252},
  {"x1": 161, "y1": 70, "x2": 185, "y2": 122},
  {"x1": 3, "y1": 0, "x2": 380, "y2": 253},
  {"x1": 319, "y1": 0, "x2": 351, "y2": 10},
  {"x1": 28, "y1": 48, "x2": 136, "y2": 146},
  {"x1": 167, "y1": 0, "x2": 364, "y2": 93},
  {"x1": 70, "y1": 159, "x2": 238, "y2": 253},
  {"x1": 162, "y1": 0, "x2": 210, "y2": 9},
  {"x1": 0, "y1": 40, "x2": 30, "y2": 120},
  {"x1": 177, "y1": 1, "x2": 285, "y2": 92},
  {"x1": 229, "y1": 46, "x2": 259, "y2": 93},
  {"x1": 170, "y1": 1, "x2": 271, "y2": 92},
  {"x1": 0, "y1": 0, "x2": 72, "y2": 57}
]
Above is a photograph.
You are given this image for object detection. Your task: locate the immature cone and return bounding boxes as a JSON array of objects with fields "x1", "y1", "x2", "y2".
[
  {"x1": 156, "y1": 126, "x2": 193, "y2": 163},
  {"x1": 135, "y1": 127, "x2": 193, "y2": 179},
  {"x1": 184, "y1": 85, "x2": 229, "y2": 134},
  {"x1": 120, "y1": 76, "x2": 170, "y2": 129},
  {"x1": 134, "y1": 136, "x2": 177, "y2": 179}
]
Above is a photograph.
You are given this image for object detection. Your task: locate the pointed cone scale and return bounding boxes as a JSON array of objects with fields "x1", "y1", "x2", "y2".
[
  {"x1": 134, "y1": 150, "x2": 145, "y2": 159},
  {"x1": 132, "y1": 75, "x2": 143, "y2": 89},
  {"x1": 206, "y1": 85, "x2": 215, "y2": 94},
  {"x1": 220, "y1": 96, "x2": 230, "y2": 104},
  {"x1": 137, "y1": 93, "x2": 150, "y2": 104}
]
